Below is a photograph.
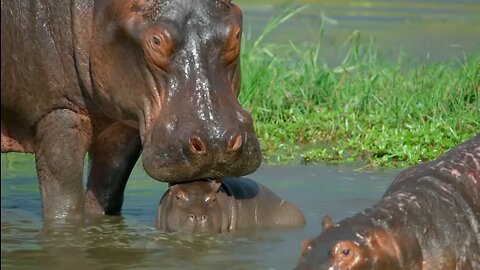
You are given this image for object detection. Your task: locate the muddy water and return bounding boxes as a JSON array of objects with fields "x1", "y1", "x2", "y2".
[
  {"x1": 239, "y1": 0, "x2": 480, "y2": 64},
  {"x1": 1, "y1": 154, "x2": 400, "y2": 270}
]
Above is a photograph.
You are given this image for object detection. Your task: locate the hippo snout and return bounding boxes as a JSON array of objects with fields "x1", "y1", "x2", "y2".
[
  {"x1": 186, "y1": 130, "x2": 244, "y2": 156},
  {"x1": 188, "y1": 213, "x2": 208, "y2": 224},
  {"x1": 142, "y1": 112, "x2": 261, "y2": 183},
  {"x1": 182, "y1": 211, "x2": 219, "y2": 233}
]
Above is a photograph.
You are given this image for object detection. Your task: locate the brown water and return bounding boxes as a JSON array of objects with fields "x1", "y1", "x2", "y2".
[{"x1": 1, "y1": 153, "x2": 400, "y2": 270}]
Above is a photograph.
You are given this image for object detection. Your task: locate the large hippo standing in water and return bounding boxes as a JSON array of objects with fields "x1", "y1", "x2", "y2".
[
  {"x1": 296, "y1": 134, "x2": 480, "y2": 270},
  {"x1": 156, "y1": 177, "x2": 305, "y2": 233},
  {"x1": 1, "y1": 0, "x2": 261, "y2": 219}
]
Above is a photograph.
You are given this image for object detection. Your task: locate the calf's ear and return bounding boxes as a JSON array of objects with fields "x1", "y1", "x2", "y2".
[
  {"x1": 209, "y1": 179, "x2": 222, "y2": 192},
  {"x1": 322, "y1": 215, "x2": 334, "y2": 231},
  {"x1": 300, "y1": 238, "x2": 314, "y2": 258}
]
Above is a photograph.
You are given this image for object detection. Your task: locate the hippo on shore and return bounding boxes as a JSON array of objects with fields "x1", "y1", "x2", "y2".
[
  {"x1": 156, "y1": 177, "x2": 305, "y2": 233},
  {"x1": 295, "y1": 134, "x2": 480, "y2": 270},
  {"x1": 1, "y1": 0, "x2": 261, "y2": 220}
]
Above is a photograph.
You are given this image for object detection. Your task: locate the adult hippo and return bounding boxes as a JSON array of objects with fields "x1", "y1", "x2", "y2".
[
  {"x1": 295, "y1": 134, "x2": 480, "y2": 270},
  {"x1": 1, "y1": 0, "x2": 261, "y2": 220},
  {"x1": 156, "y1": 177, "x2": 305, "y2": 233}
]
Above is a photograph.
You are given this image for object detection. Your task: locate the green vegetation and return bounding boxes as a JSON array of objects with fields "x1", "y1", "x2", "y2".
[{"x1": 239, "y1": 7, "x2": 480, "y2": 167}]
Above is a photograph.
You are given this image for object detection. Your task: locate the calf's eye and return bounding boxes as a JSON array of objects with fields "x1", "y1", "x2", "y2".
[{"x1": 152, "y1": 35, "x2": 161, "y2": 45}]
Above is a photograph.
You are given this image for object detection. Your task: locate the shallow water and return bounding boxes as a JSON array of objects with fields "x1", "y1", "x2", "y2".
[
  {"x1": 1, "y1": 154, "x2": 400, "y2": 270},
  {"x1": 239, "y1": 0, "x2": 480, "y2": 64},
  {"x1": 3, "y1": 1, "x2": 472, "y2": 269}
]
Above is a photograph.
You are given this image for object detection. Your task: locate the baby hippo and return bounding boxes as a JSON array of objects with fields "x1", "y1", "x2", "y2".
[{"x1": 156, "y1": 177, "x2": 305, "y2": 233}]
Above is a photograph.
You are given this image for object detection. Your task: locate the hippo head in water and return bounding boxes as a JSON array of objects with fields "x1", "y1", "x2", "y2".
[
  {"x1": 156, "y1": 180, "x2": 227, "y2": 233},
  {"x1": 295, "y1": 215, "x2": 423, "y2": 270},
  {"x1": 90, "y1": 0, "x2": 261, "y2": 183}
]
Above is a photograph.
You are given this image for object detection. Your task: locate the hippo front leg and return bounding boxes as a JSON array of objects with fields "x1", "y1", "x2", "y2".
[
  {"x1": 34, "y1": 109, "x2": 92, "y2": 220},
  {"x1": 85, "y1": 123, "x2": 141, "y2": 215}
]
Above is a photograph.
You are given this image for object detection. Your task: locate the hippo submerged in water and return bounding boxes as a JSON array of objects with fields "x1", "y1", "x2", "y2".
[
  {"x1": 1, "y1": 0, "x2": 261, "y2": 219},
  {"x1": 296, "y1": 134, "x2": 480, "y2": 270},
  {"x1": 156, "y1": 177, "x2": 305, "y2": 233}
]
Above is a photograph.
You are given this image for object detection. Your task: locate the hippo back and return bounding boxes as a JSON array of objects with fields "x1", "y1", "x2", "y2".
[
  {"x1": 385, "y1": 134, "x2": 480, "y2": 213},
  {"x1": 296, "y1": 135, "x2": 480, "y2": 270},
  {"x1": 222, "y1": 177, "x2": 305, "y2": 230}
]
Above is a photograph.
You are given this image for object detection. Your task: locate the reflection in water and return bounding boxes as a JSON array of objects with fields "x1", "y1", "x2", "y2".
[
  {"x1": 1, "y1": 154, "x2": 400, "y2": 269},
  {"x1": 240, "y1": 0, "x2": 480, "y2": 64}
]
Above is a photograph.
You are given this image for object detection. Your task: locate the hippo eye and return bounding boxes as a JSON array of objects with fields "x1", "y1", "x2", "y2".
[
  {"x1": 143, "y1": 28, "x2": 173, "y2": 69},
  {"x1": 224, "y1": 25, "x2": 240, "y2": 66},
  {"x1": 234, "y1": 29, "x2": 241, "y2": 40},
  {"x1": 331, "y1": 242, "x2": 355, "y2": 258},
  {"x1": 152, "y1": 35, "x2": 161, "y2": 46},
  {"x1": 176, "y1": 194, "x2": 187, "y2": 202},
  {"x1": 205, "y1": 196, "x2": 217, "y2": 204}
]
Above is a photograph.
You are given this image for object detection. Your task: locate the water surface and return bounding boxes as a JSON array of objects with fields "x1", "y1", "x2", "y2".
[
  {"x1": 1, "y1": 154, "x2": 400, "y2": 270},
  {"x1": 239, "y1": 0, "x2": 480, "y2": 64},
  {"x1": 3, "y1": 1, "x2": 472, "y2": 269}
]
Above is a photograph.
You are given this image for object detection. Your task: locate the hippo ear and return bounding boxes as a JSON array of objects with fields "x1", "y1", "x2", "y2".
[
  {"x1": 167, "y1": 183, "x2": 180, "y2": 194},
  {"x1": 209, "y1": 179, "x2": 222, "y2": 192},
  {"x1": 95, "y1": 0, "x2": 147, "y2": 39},
  {"x1": 300, "y1": 238, "x2": 314, "y2": 258},
  {"x1": 322, "y1": 215, "x2": 334, "y2": 231},
  {"x1": 110, "y1": 0, "x2": 173, "y2": 68}
]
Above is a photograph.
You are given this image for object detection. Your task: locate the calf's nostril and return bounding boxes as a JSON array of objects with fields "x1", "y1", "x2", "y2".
[
  {"x1": 228, "y1": 133, "x2": 242, "y2": 152},
  {"x1": 189, "y1": 214, "x2": 195, "y2": 221},
  {"x1": 189, "y1": 136, "x2": 206, "y2": 154}
]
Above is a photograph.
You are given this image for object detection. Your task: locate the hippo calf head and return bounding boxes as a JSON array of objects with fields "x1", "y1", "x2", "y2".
[
  {"x1": 90, "y1": 0, "x2": 261, "y2": 183},
  {"x1": 295, "y1": 216, "x2": 423, "y2": 270},
  {"x1": 156, "y1": 180, "x2": 226, "y2": 233}
]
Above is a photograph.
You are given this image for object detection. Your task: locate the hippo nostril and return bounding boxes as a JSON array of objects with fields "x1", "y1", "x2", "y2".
[
  {"x1": 201, "y1": 215, "x2": 207, "y2": 221},
  {"x1": 189, "y1": 214, "x2": 195, "y2": 221},
  {"x1": 228, "y1": 133, "x2": 242, "y2": 152},
  {"x1": 189, "y1": 136, "x2": 206, "y2": 154}
]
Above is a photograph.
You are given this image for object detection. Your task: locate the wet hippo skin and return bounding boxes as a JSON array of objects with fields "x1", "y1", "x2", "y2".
[
  {"x1": 0, "y1": 0, "x2": 261, "y2": 220},
  {"x1": 156, "y1": 177, "x2": 306, "y2": 233},
  {"x1": 296, "y1": 134, "x2": 480, "y2": 270}
]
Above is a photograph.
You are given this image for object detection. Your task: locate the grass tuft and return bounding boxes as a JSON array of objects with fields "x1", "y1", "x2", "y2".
[{"x1": 239, "y1": 6, "x2": 480, "y2": 167}]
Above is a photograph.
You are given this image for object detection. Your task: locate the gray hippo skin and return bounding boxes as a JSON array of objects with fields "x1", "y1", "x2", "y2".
[
  {"x1": 156, "y1": 177, "x2": 306, "y2": 233},
  {"x1": 1, "y1": 0, "x2": 261, "y2": 219},
  {"x1": 296, "y1": 134, "x2": 480, "y2": 270}
]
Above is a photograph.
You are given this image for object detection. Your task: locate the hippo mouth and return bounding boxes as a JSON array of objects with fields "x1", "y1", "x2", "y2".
[
  {"x1": 176, "y1": 177, "x2": 221, "y2": 185},
  {"x1": 141, "y1": 126, "x2": 262, "y2": 183}
]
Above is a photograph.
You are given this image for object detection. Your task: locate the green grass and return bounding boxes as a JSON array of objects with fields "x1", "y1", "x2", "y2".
[{"x1": 239, "y1": 7, "x2": 480, "y2": 167}]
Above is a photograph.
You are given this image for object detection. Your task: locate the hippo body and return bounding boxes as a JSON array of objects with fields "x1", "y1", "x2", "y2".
[
  {"x1": 156, "y1": 177, "x2": 306, "y2": 233},
  {"x1": 1, "y1": 0, "x2": 261, "y2": 219},
  {"x1": 296, "y1": 134, "x2": 480, "y2": 270}
]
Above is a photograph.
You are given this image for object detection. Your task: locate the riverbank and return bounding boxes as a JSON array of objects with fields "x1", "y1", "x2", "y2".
[{"x1": 239, "y1": 7, "x2": 479, "y2": 167}]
